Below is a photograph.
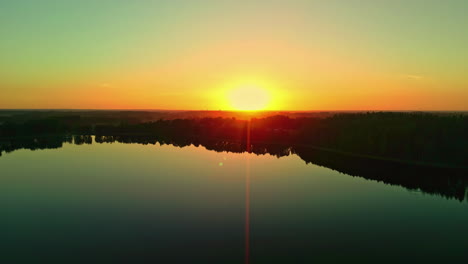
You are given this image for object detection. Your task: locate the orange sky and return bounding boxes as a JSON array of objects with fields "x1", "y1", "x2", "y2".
[{"x1": 1, "y1": 1, "x2": 467, "y2": 110}]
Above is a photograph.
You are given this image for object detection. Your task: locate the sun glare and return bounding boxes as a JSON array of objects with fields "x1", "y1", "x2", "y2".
[{"x1": 228, "y1": 85, "x2": 271, "y2": 111}]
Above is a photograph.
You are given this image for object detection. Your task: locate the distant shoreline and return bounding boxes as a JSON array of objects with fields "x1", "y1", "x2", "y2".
[{"x1": 1, "y1": 133, "x2": 467, "y2": 170}]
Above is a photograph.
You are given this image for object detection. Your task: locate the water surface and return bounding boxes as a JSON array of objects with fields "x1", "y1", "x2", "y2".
[{"x1": 1, "y1": 139, "x2": 467, "y2": 263}]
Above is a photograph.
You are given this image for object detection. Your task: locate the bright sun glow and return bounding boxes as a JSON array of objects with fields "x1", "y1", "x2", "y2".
[{"x1": 228, "y1": 85, "x2": 271, "y2": 111}]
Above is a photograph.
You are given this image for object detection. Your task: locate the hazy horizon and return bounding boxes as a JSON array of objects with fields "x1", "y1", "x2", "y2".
[{"x1": 1, "y1": 108, "x2": 467, "y2": 112}]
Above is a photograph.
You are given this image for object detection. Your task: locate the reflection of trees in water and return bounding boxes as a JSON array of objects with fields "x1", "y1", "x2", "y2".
[
  {"x1": 97, "y1": 134, "x2": 468, "y2": 202},
  {"x1": 292, "y1": 146, "x2": 468, "y2": 202},
  {"x1": 1, "y1": 134, "x2": 467, "y2": 202}
]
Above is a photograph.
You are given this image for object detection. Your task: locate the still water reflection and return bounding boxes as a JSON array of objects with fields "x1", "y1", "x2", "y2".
[{"x1": 1, "y1": 136, "x2": 467, "y2": 263}]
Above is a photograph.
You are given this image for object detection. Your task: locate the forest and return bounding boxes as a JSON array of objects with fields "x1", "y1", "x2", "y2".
[{"x1": 1, "y1": 112, "x2": 466, "y2": 168}]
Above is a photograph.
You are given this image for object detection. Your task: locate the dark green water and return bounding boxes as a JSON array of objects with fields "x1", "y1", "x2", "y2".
[{"x1": 1, "y1": 139, "x2": 467, "y2": 263}]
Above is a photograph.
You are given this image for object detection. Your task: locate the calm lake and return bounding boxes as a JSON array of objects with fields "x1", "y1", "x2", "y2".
[{"x1": 1, "y1": 137, "x2": 467, "y2": 263}]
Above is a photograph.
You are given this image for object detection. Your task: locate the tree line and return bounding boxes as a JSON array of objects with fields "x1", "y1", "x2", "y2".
[{"x1": 1, "y1": 112, "x2": 467, "y2": 167}]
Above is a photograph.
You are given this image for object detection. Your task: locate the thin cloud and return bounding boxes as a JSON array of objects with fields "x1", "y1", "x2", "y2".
[
  {"x1": 403, "y1": 74, "x2": 423, "y2": 80},
  {"x1": 100, "y1": 83, "x2": 112, "y2": 88}
]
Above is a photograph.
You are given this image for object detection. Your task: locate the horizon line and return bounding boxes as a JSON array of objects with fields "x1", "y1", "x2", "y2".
[{"x1": 0, "y1": 108, "x2": 467, "y2": 112}]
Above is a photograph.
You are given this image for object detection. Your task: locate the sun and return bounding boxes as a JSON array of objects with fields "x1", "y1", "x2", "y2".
[{"x1": 227, "y1": 85, "x2": 271, "y2": 111}]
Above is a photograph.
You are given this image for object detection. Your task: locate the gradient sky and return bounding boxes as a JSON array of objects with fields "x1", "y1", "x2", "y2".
[{"x1": 1, "y1": 0, "x2": 467, "y2": 110}]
